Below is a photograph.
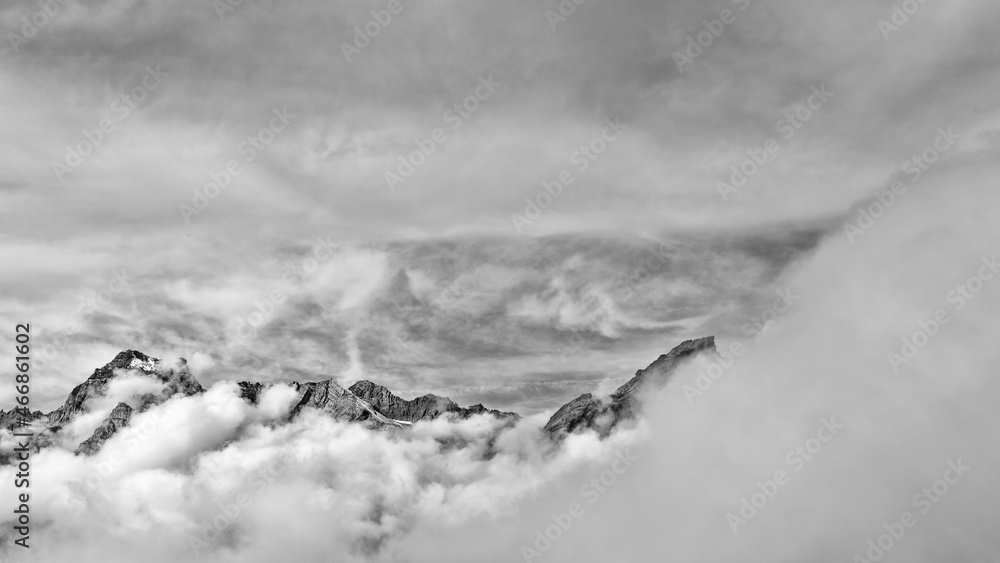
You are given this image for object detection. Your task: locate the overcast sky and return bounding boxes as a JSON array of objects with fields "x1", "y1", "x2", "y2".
[
  {"x1": 1, "y1": 0, "x2": 999, "y2": 412},
  {"x1": 1, "y1": 1, "x2": 1000, "y2": 562}
]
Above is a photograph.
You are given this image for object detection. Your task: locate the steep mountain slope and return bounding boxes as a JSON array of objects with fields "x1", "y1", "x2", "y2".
[
  {"x1": 48, "y1": 350, "x2": 203, "y2": 428},
  {"x1": 0, "y1": 407, "x2": 44, "y2": 432},
  {"x1": 1, "y1": 336, "x2": 712, "y2": 459},
  {"x1": 60, "y1": 351, "x2": 205, "y2": 454},
  {"x1": 289, "y1": 380, "x2": 403, "y2": 427},
  {"x1": 543, "y1": 336, "x2": 716, "y2": 440},
  {"x1": 75, "y1": 402, "x2": 134, "y2": 456},
  {"x1": 349, "y1": 380, "x2": 519, "y2": 423}
]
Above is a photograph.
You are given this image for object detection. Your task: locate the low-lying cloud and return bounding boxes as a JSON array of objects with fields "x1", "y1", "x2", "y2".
[{"x1": 3, "y1": 158, "x2": 997, "y2": 562}]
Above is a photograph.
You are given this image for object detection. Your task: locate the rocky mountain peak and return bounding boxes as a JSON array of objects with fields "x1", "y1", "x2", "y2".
[
  {"x1": 612, "y1": 336, "x2": 716, "y2": 400},
  {"x1": 88, "y1": 349, "x2": 159, "y2": 380},
  {"x1": 348, "y1": 380, "x2": 517, "y2": 423},
  {"x1": 4, "y1": 337, "x2": 707, "y2": 460},
  {"x1": 543, "y1": 336, "x2": 716, "y2": 440},
  {"x1": 0, "y1": 407, "x2": 45, "y2": 432},
  {"x1": 49, "y1": 350, "x2": 204, "y2": 438},
  {"x1": 289, "y1": 379, "x2": 403, "y2": 427},
  {"x1": 75, "y1": 402, "x2": 133, "y2": 456}
]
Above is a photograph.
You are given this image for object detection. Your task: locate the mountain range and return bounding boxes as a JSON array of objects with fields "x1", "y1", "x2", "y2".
[{"x1": 0, "y1": 336, "x2": 715, "y2": 460}]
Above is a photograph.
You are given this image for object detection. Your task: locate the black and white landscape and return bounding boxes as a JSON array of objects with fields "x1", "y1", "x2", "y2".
[{"x1": 1, "y1": 0, "x2": 999, "y2": 562}]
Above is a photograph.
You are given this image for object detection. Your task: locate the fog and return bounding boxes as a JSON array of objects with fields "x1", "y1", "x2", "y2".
[{"x1": 1, "y1": 159, "x2": 997, "y2": 563}]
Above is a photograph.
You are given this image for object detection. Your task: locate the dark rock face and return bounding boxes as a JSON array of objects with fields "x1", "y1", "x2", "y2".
[
  {"x1": 541, "y1": 393, "x2": 605, "y2": 438},
  {"x1": 612, "y1": 337, "x2": 716, "y2": 398},
  {"x1": 47, "y1": 350, "x2": 205, "y2": 455},
  {"x1": 3, "y1": 348, "x2": 523, "y2": 461},
  {"x1": 5, "y1": 337, "x2": 707, "y2": 460},
  {"x1": 233, "y1": 379, "x2": 518, "y2": 428},
  {"x1": 543, "y1": 336, "x2": 716, "y2": 440},
  {"x1": 86, "y1": 349, "x2": 159, "y2": 380},
  {"x1": 237, "y1": 381, "x2": 268, "y2": 405},
  {"x1": 232, "y1": 377, "x2": 520, "y2": 427},
  {"x1": 48, "y1": 378, "x2": 118, "y2": 427},
  {"x1": 152, "y1": 356, "x2": 204, "y2": 398},
  {"x1": 75, "y1": 402, "x2": 133, "y2": 456},
  {"x1": 349, "y1": 380, "x2": 519, "y2": 423},
  {"x1": 290, "y1": 380, "x2": 403, "y2": 428},
  {"x1": 349, "y1": 380, "x2": 457, "y2": 422},
  {"x1": 462, "y1": 403, "x2": 520, "y2": 421},
  {"x1": 234, "y1": 379, "x2": 403, "y2": 427},
  {"x1": 48, "y1": 350, "x2": 203, "y2": 429},
  {"x1": 0, "y1": 407, "x2": 45, "y2": 432}
]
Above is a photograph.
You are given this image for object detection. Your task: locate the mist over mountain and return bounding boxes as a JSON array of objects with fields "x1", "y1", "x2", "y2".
[
  {"x1": 1, "y1": 0, "x2": 998, "y2": 560},
  {"x1": 1, "y1": 336, "x2": 713, "y2": 461},
  {"x1": 8, "y1": 231, "x2": 823, "y2": 417}
]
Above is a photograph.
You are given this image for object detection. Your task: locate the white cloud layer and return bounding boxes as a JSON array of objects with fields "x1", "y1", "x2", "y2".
[{"x1": 0, "y1": 159, "x2": 997, "y2": 562}]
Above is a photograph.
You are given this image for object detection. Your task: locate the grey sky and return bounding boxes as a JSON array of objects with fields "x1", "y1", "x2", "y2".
[{"x1": 1, "y1": 0, "x2": 998, "y2": 412}]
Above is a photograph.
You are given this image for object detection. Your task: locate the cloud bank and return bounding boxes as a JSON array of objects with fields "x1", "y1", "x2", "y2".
[{"x1": 1, "y1": 159, "x2": 998, "y2": 562}]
